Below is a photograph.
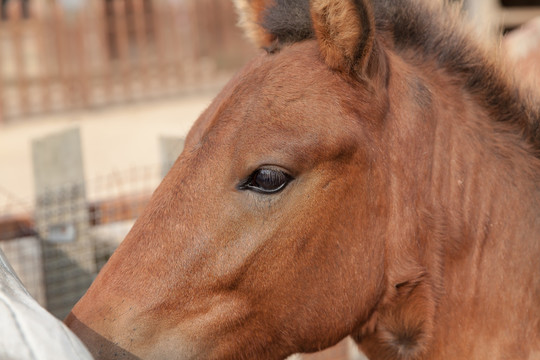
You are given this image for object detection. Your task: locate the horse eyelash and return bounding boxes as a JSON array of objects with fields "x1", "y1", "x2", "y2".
[{"x1": 236, "y1": 169, "x2": 294, "y2": 194}]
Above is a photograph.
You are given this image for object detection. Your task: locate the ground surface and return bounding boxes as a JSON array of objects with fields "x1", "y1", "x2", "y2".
[{"x1": 0, "y1": 92, "x2": 217, "y2": 211}]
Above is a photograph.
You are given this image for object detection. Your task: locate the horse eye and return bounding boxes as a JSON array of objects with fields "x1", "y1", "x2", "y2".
[{"x1": 239, "y1": 168, "x2": 293, "y2": 194}]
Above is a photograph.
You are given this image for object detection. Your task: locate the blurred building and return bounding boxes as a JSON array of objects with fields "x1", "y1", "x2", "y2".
[
  {"x1": 0, "y1": 0, "x2": 538, "y2": 121},
  {"x1": 0, "y1": 0, "x2": 255, "y2": 120}
]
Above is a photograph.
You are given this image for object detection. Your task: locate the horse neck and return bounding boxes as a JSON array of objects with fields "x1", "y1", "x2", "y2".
[
  {"x1": 423, "y1": 76, "x2": 540, "y2": 274},
  {"x1": 376, "y1": 54, "x2": 540, "y2": 356},
  {"x1": 424, "y1": 77, "x2": 540, "y2": 355},
  {"x1": 384, "y1": 53, "x2": 540, "y2": 260}
]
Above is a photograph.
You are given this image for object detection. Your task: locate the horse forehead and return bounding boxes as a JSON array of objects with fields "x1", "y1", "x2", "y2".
[
  {"x1": 229, "y1": 44, "x2": 350, "y2": 131},
  {"x1": 192, "y1": 42, "x2": 355, "y2": 155},
  {"x1": 247, "y1": 42, "x2": 339, "y2": 100}
]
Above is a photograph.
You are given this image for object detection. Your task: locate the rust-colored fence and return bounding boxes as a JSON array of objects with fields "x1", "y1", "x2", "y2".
[{"x1": 0, "y1": 0, "x2": 255, "y2": 121}]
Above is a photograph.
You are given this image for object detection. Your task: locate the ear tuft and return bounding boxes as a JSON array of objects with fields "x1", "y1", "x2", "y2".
[
  {"x1": 233, "y1": 0, "x2": 277, "y2": 48},
  {"x1": 310, "y1": 0, "x2": 375, "y2": 74}
]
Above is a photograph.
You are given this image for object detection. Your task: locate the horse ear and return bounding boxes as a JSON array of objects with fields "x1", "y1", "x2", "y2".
[
  {"x1": 233, "y1": 0, "x2": 277, "y2": 48},
  {"x1": 310, "y1": 0, "x2": 376, "y2": 75}
]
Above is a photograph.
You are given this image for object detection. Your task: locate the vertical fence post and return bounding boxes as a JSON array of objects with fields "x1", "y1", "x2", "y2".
[
  {"x1": 187, "y1": 0, "x2": 200, "y2": 82},
  {"x1": 32, "y1": 127, "x2": 96, "y2": 319},
  {"x1": 114, "y1": 0, "x2": 133, "y2": 100},
  {"x1": 77, "y1": 12, "x2": 90, "y2": 108},
  {"x1": 52, "y1": 2, "x2": 72, "y2": 112},
  {"x1": 9, "y1": 0, "x2": 29, "y2": 116},
  {"x1": 35, "y1": 5, "x2": 52, "y2": 113},
  {"x1": 151, "y1": 0, "x2": 174, "y2": 92},
  {"x1": 159, "y1": 136, "x2": 185, "y2": 179},
  {"x1": 96, "y1": 0, "x2": 114, "y2": 104},
  {"x1": 130, "y1": 0, "x2": 148, "y2": 97}
]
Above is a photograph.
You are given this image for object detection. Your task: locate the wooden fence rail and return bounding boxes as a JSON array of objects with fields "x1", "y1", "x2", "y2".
[{"x1": 0, "y1": 0, "x2": 254, "y2": 121}]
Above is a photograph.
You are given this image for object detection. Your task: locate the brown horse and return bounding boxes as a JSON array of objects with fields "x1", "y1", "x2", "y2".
[{"x1": 66, "y1": 0, "x2": 540, "y2": 359}]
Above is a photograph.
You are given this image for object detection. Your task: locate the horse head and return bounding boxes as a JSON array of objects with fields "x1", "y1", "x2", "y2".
[{"x1": 67, "y1": 1, "x2": 540, "y2": 359}]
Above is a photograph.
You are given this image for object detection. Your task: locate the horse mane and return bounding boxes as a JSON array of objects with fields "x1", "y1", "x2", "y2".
[{"x1": 259, "y1": 0, "x2": 540, "y2": 155}]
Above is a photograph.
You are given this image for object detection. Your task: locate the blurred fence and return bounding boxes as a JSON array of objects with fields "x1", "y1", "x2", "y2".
[
  {"x1": 0, "y1": 127, "x2": 179, "y2": 319},
  {"x1": 1, "y1": 174, "x2": 162, "y2": 318},
  {"x1": 1, "y1": 0, "x2": 538, "y2": 121},
  {"x1": 0, "y1": 0, "x2": 255, "y2": 121}
]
